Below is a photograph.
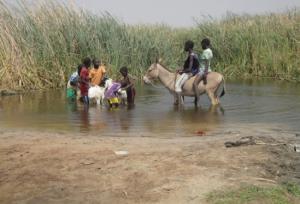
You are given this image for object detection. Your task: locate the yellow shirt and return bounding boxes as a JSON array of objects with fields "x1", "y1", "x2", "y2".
[{"x1": 89, "y1": 66, "x2": 106, "y2": 86}]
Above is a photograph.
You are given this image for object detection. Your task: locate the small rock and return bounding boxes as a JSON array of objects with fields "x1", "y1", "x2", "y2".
[
  {"x1": 295, "y1": 133, "x2": 300, "y2": 137},
  {"x1": 0, "y1": 89, "x2": 17, "y2": 96},
  {"x1": 80, "y1": 160, "x2": 95, "y2": 165},
  {"x1": 195, "y1": 130, "x2": 206, "y2": 136},
  {"x1": 294, "y1": 145, "x2": 300, "y2": 152},
  {"x1": 225, "y1": 136, "x2": 255, "y2": 148},
  {"x1": 114, "y1": 151, "x2": 128, "y2": 156}
]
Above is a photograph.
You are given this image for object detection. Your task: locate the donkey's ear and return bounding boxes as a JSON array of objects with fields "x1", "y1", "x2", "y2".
[
  {"x1": 155, "y1": 57, "x2": 159, "y2": 64},
  {"x1": 156, "y1": 58, "x2": 162, "y2": 64}
]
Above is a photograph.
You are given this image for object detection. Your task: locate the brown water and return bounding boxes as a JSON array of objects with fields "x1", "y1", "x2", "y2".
[{"x1": 0, "y1": 79, "x2": 300, "y2": 136}]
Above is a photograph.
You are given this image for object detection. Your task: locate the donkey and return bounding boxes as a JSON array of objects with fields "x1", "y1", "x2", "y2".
[{"x1": 143, "y1": 62, "x2": 225, "y2": 106}]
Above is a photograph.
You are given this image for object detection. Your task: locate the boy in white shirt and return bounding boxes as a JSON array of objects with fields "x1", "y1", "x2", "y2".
[{"x1": 193, "y1": 38, "x2": 213, "y2": 99}]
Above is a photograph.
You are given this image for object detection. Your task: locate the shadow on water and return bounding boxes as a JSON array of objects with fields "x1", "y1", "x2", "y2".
[{"x1": 0, "y1": 79, "x2": 300, "y2": 136}]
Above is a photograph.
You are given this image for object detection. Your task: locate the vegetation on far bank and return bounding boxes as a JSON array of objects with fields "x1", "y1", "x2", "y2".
[
  {"x1": 0, "y1": 0, "x2": 299, "y2": 91},
  {"x1": 207, "y1": 183, "x2": 300, "y2": 204}
]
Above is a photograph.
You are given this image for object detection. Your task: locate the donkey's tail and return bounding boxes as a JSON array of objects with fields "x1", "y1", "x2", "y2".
[{"x1": 219, "y1": 76, "x2": 226, "y2": 98}]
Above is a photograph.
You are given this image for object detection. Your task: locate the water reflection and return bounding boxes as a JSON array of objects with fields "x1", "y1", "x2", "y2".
[
  {"x1": 119, "y1": 106, "x2": 134, "y2": 132},
  {"x1": 79, "y1": 106, "x2": 90, "y2": 132},
  {"x1": 67, "y1": 101, "x2": 77, "y2": 112},
  {"x1": 141, "y1": 104, "x2": 225, "y2": 135}
]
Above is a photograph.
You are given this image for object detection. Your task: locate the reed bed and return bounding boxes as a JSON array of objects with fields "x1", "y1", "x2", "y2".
[
  {"x1": 0, "y1": 1, "x2": 299, "y2": 91},
  {"x1": 194, "y1": 11, "x2": 300, "y2": 81}
]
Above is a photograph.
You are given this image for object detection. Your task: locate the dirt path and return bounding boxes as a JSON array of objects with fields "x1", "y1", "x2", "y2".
[{"x1": 0, "y1": 127, "x2": 299, "y2": 204}]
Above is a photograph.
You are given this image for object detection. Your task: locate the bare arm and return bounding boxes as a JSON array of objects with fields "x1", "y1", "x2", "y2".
[
  {"x1": 122, "y1": 81, "x2": 133, "y2": 90},
  {"x1": 121, "y1": 77, "x2": 134, "y2": 90}
]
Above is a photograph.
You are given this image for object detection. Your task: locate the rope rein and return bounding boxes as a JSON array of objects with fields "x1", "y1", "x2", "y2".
[{"x1": 149, "y1": 81, "x2": 161, "y2": 89}]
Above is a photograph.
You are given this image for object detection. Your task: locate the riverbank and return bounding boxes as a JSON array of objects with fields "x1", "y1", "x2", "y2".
[{"x1": 0, "y1": 127, "x2": 299, "y2": 203}]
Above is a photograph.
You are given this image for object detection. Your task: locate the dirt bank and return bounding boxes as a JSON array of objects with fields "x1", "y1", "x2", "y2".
[{"x1": 0, "y1": 127, "x2": 299, "y2": 204}]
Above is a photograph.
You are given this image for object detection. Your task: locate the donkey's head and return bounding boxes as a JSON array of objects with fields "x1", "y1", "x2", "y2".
[{"x1": 143, "y1": 59, "x2": 163, "y2": 84}]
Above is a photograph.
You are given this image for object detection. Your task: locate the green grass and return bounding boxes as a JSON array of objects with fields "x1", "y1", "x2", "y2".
[
  {"x1": 207, "y1": 183, "x2": 300, "y2": 204},
  {"x1": 0, "y1": 0, "x2": 299, "y2": 91}
]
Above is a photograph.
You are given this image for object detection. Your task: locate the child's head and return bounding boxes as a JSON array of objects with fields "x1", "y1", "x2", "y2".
[
  {"x1": 77, "y1": 64, "x2": 83, "y2": 75},
  {"x1": 70, "y1": 80, "x2": 77, "y2": 86},
  {"x1": 82, "y1": 57, "x2": 92, "y2": 68},
  {"x1": 120, "y1": 66, "x2": 128, "y2": 77},
  {"x1": 93, "y1": 58, "x2": 101, "y2": 69},
  {"x1": 201, "y1": 38, "x2": 211, "y2": 50},
  {"x1": 184, "y1": 40, "x2": 194, "y2": 52},
  {"x1": 100, "y1": 76, "x2": 109, "y2": 86},
  {"x1": 104, "y1": 78, "x2": 113, "y2": 89}
]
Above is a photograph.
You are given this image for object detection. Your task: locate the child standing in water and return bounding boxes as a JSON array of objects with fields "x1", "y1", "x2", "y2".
[
  {"x1": 66, "y1": 64, "x2": 81, "y2": 101},
  {"x1": 80, "y1": 57, "x2": 91, "y2": 105},
  {"x1": 104, "y1": 79, "x2": 121, "y2": 108},
  {"x1": 89, "y1": 58, "x2": 106, "y2": 87},
  {"x1": 175, "y1": 40, "x2": 199, "y2": 93},
  {"x1": 119, "y1": 66, "x2": 135, "y2": 106}
]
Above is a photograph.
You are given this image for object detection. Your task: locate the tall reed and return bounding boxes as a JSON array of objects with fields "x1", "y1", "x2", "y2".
[
  {"x1": 194, "y1": 11, "x2": 300, "y2": 81},
  {"x1": 0, "y1": 1, "x2": 299, "y2": 91}
]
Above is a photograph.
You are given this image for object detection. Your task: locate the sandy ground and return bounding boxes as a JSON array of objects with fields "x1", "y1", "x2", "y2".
[{"x1": 0, "y1": 126, "x2": 299, "y2": 204}]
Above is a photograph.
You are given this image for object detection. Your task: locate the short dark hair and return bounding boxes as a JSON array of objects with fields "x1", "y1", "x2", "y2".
[
  {"x1": 185, "y1": 40, "x2": 194, "y2": 50},
  {"x1": 201, "y1": 38, "x2": 211, "y2": 49},
  {"x1": 77, "y1": 64, "x2": 83, "y2": 75},
  {"x1": 82, "y1": 57, "x2": 91, "y2": 67},
  {"x1": 120, "y1": 66, "x2": 128, "y2": 73},
  {"x1": 93, "y1": 58, "x2": 100, "y2": 68},
  {"x1": 70, "y1": 81, "x2": 77, "y2": 86},
  {"x1": 93, "y1": 58, "x2": 101, "y2": 65}
]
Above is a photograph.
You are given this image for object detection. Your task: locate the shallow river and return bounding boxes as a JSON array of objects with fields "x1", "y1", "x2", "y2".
[{"x1": 0, "y1": 79, "x2": 300, "y2": 136}]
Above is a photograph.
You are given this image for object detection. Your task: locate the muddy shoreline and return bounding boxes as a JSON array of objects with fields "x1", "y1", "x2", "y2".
[{"x1": 0, "y1": 127, "x2": 299, "y2": 204}]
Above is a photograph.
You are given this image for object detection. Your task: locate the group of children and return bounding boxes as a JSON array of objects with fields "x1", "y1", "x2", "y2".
[
  {"x1": 66, "y1": 38, "x2": 212, "y2": 106},
  {"x1": 175, "y1": 38, "x2": 213, "y2": 101},
  {"x1": 66, "y1": 57, "x2": 135, "y2": 107}
]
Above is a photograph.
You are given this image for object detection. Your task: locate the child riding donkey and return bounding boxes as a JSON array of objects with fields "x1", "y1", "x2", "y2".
[
  {"x1": 103, "y1": 66, "x2": 135, "y2": 108},
  {"x1": 193, "y1": 38, "x2": 213, "y2": 103},
  {"x1": 175, "y1": 40, "x2": 200, "y2": 105}
]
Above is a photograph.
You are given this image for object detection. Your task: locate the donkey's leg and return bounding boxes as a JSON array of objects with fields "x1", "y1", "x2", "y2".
[
  {"x1": 193, "y1": 75, "x2": 202, "y2": 106},
  {"x1": 207, "y1": 91, "x2": 218, "y2": 106},
  {"x1": 194, "y1": 96, "x2": 199, "y2": 106},
  {"x1": 214, "y1": 88, "x2": 220, "y2": 105},
  {"x1": 180, "y1": 94, "x2": 184, "y2": 105},
  {"x1": 215, "y1": 96, "x2": 220, "y2": 104},
  {"x1": 173, "y1": 94, "x2": 179, "y2": 105},
  {"x1": 177, "y1": 93, "x2": 184, "y2": 106}
]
